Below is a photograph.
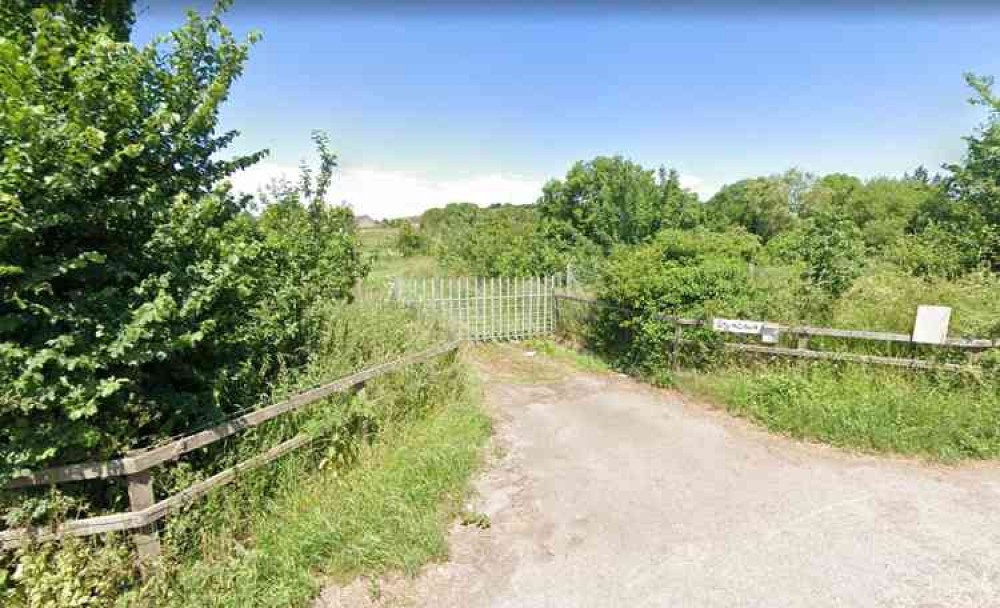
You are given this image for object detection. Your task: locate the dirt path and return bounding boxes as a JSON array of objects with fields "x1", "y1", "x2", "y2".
[{"x1": 319, "y1": 344, "x2": 1000, "y2": 607}]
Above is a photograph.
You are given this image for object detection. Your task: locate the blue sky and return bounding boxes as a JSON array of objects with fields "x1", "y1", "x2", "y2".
[{"x1": 135, "y1": 2, "x2": 1000, "y2": 218}]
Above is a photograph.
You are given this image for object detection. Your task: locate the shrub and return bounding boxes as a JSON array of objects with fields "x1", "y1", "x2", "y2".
[
  {"x1": 538, "y1": 156, "x2": 700, "y2": 254},
  {"x1": 592, "y1": 229, "x2": 764, "y2": 375},
  {"x1": 704, "y1": 174, "x2": 798, "y2": 242},
  {"x1": 0, "y1": 3, "x2": 277, "y2": 480},
  {"x1": 795, "y1": 211, "x2": 867, "y2": 299},
  {"x1": 394, "y1": 223, "x2": 428, "y2": 257},
  {"x1": 436, "y1": 205, "x2": 565, "y2": 277}
]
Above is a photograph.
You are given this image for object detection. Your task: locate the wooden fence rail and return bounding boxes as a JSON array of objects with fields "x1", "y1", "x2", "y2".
[
  {"x1": 11, "y1": 277, "x2": 993, "y2": 557},
  {"x1": 0, "y1": 340, "x2": 461, "y2": 555},
  {"x1": 553, "y1": 294, "x2": 996, "y2": 372}
]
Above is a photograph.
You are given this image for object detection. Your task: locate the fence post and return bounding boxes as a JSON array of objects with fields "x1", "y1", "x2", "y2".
[
  {"x1": 126, "y1": 469, "x2": 160, "y2": 568},
  {"x1": 552, "y1": 281, "x2": 561, "y2": 333},
  {"x1": 670, "y1": 323, "x2": 683, "y2": 370}
]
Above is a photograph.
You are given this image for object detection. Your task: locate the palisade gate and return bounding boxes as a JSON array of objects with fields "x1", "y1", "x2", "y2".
[{"x1": 383, "y1": 274, "x2": 568, "y2": 341}]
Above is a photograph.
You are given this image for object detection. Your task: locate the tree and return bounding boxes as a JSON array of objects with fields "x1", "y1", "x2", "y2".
[
  {"x1": 796, "y1": 211, "x2": 866, "y2": 298},
  {"x1": 926, "y1": 72, "x2": 1000, "y2": 270},
  {"x1": 4, "y1": 0, "x2": 136, "y2": 41},
  {"x1": 0, "y1": 3, "x2": 271, "y2": 478},
  {"x1": 255, "y1": 132, "x2": 369, "y2": 357},
  {"x1": 538, "y1": 156, "x2": 698, "y2": 253},
  {"x1": 801, "y1": 174, "x2": 936, "y2": 250},
  {"x1": 435, "y1": 205, "x2": 564, "y2": 277},
  {"x1": 705, "y1": 176, "x2": 796, "y2": 242}
]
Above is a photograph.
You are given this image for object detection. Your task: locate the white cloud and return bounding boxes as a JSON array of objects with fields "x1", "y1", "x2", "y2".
[
  {"x1": 678, "y1": 174, "x2": 718, "y2": 200},
  {"x1": 228, "y1": 162, "x2": 718, "y2": 217},
  {"x1": 228, "y1": 162, "x2": 544, "y2": 219}
]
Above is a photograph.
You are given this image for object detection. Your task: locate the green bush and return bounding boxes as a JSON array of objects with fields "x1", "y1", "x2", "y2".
[
  {"x1": 591, "y1": 229, "x2": 764, "y2": 375},
  {"x1": 394, "y1": 223, "x2": 428, "y2": 257},
  {"x1": 0, "y1": 5, "x2": 371, "y2": 484},
  {"x1": 436, "y1": 205, "x2": 565, "y2": 277},
  {"x1": 538, "y1": 156, "x2": 700, "y2": 254},
  {"x1": 1, "y1": 299, "x2": 468, "y2": 607},
  {"x1": 0, "y1": 3, "x2": 271, "y2": 479}
]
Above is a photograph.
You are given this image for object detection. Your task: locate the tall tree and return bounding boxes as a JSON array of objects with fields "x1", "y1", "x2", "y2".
[
  {"x1": 705, "y1": 176, "x2": 796, "y2": 242},
  {"x1": 5, "y1": 0, "x2": 135, "y2": 40},
  {"x1": 538, "y1": 156, "x2": 697, "y2": 252},
  {"x1": 913, "y1": 73, "x2": 1000, "y2": 271},
  {"x1": 0, "y1": 2, "x2": 269, "y2": 478}
]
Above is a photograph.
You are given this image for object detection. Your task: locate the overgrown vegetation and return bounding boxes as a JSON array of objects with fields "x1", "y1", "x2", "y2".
[
  {"x1": 393, "y1": 71, "x2": 1000, "y2": 463},
  {"x1": 1, "y1": 3, "x2": 488, "y2": 606},
  {"x1": 676, "y1": 363, "x2": 1000, "y2": 462}
]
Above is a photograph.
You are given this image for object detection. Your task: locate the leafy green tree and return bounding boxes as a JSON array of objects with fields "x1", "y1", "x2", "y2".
[
  {"x1": 538, "y1": 156, "x2": 699, "y2": 253},
  {"x1": 255, "y1": 132, "x2": 369, "y2": 358},
  {"x1": 795, "y1": 211, "x2": 866, "y2": 298},
  {"x1": 920, "y1": 73, "x2": 1000, "y2": 271},
  {"x1": 394, "y1": 223, "x2": 428, "y2": 257},
  {"x1": 0, "y1": 3, "x2": 274, "y2": 478},
  {"x1": 801, "y1": 174, "x2": 937, "y2": 250},
  {"x1": 705, "y1": 176, "x2": 797, "y2": 242},
  {"x1": 419, "y1": 202, "x2": 480, "y2": 248},
  {"x1": 437, "y1": 205, "x2": 564, "y2": 277},
  {"x1": 4, "y1": 1, "x2": 135, "y2": 41}
]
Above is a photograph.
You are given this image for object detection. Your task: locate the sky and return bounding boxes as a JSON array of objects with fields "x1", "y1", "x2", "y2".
[{"x1": 133, "y1": 1, "x2": 1000, "y2": 218}]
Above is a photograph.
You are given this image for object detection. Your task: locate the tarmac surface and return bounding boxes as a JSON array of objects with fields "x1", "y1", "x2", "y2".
[{"x1": 319, "y1": 344, "x2": 1000, "y2": 607}]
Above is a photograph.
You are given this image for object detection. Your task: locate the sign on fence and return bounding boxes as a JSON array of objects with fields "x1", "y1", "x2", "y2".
[
  {"x1": 912, "y1": 305, "x2": 952, "y2": 345},
  {"x1": 712, "y1": 318, "x2": 764, "y2": 334},
  {"x1": 712, "y1": 318, "x2": 781, "y2": 343}
]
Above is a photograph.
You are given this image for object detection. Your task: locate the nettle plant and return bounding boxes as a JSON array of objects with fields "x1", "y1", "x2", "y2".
[{"x1": 0, "y1": 3, "x2": 272, "y2": 480}]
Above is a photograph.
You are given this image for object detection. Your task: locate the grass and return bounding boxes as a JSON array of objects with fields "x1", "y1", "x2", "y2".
[
  {"x1": 134, "y1": 388, "x2": 490, "y2": 607},
  {"x1": 676, "y1": 362, "x2": 1000, "y2": 462},
  {"x1": 31, "y1": 302, "x2": 493, "y2": 608},
  {"x1": 358, "y1": 226, "x2": 446, "y2": 285},
  {"x1": 523, "y1": 339, "x2": 611, "y2": 374},
  {"x1": 524, "y1": 325, "x2": 1000, "y2": 464},
  {"x1": 366, "y1": 254, "x2": 443, "y2": 284}
]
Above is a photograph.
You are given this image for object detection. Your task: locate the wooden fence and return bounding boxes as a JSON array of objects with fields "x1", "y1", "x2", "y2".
[
  {"x1": 10, "y1": 276, "x2": 994, "y2": 559},
  {"x1": 0, "y1": 341, "x2": 461, "y2": 560},
  {"x1": 553, "y1": 294, "x2": 997, "y2": 372},
  {"x1": 361, "y1": 275, "x2": 563, "y2": 341},
  {"x1": 2, "y1": 274, "x2": 564, "y2": 559}
]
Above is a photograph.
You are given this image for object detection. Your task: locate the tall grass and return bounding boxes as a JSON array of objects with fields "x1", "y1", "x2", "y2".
[
  {"x1": 131, "y1": 381, "x2": 489, "y2": 608},
  {"x1": 121, "y1": 301, "x2": 488, "y2": 607},
  {"x1": 677, "y1": 362, "x2": 1000, "y2": 462},
  {"x1": 833, "y1": 268, "x2": 1000, "y2": 336},
  {"x1": 2, "y1": 301, "x2": 489, "y2": 607}
]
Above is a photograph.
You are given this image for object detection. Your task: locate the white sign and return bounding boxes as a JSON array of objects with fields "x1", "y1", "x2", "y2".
[
  {"x1": 760, "y1": 323, "x2": 781, "y2": 344},
  {"x1": 912, "y1": 305, "x2": 951, "y2": 345},
  {"x1": 712, "y1": 318, "x2": 764, "y2": 335}
]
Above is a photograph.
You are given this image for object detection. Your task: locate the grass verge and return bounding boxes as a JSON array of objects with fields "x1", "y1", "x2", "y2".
[
  {"x1": 538, "y1": 320, "x2": 1000, "y2": 463},
  {"x1": 522, "y1": 339, "x2": 611, "y2": 374},
  {"x1": 135, "y1": 388, "x2": 490, "y2": 607},
  {"x1": 676, "y1": 362, "x2": 1000, "y2": 462}
]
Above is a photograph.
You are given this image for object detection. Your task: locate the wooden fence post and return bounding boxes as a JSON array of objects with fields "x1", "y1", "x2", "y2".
[
  {"x1": 126, "y1": 470, "x2": 160, "y2": 568},
  {"x1": 670, "y1": 324, "x2": 683, "y2": 370}
]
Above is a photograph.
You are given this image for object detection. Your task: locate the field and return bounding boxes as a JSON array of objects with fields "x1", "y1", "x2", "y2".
[{"x1": 360, "y1": 226, "x2": 445, "y2": 284}]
